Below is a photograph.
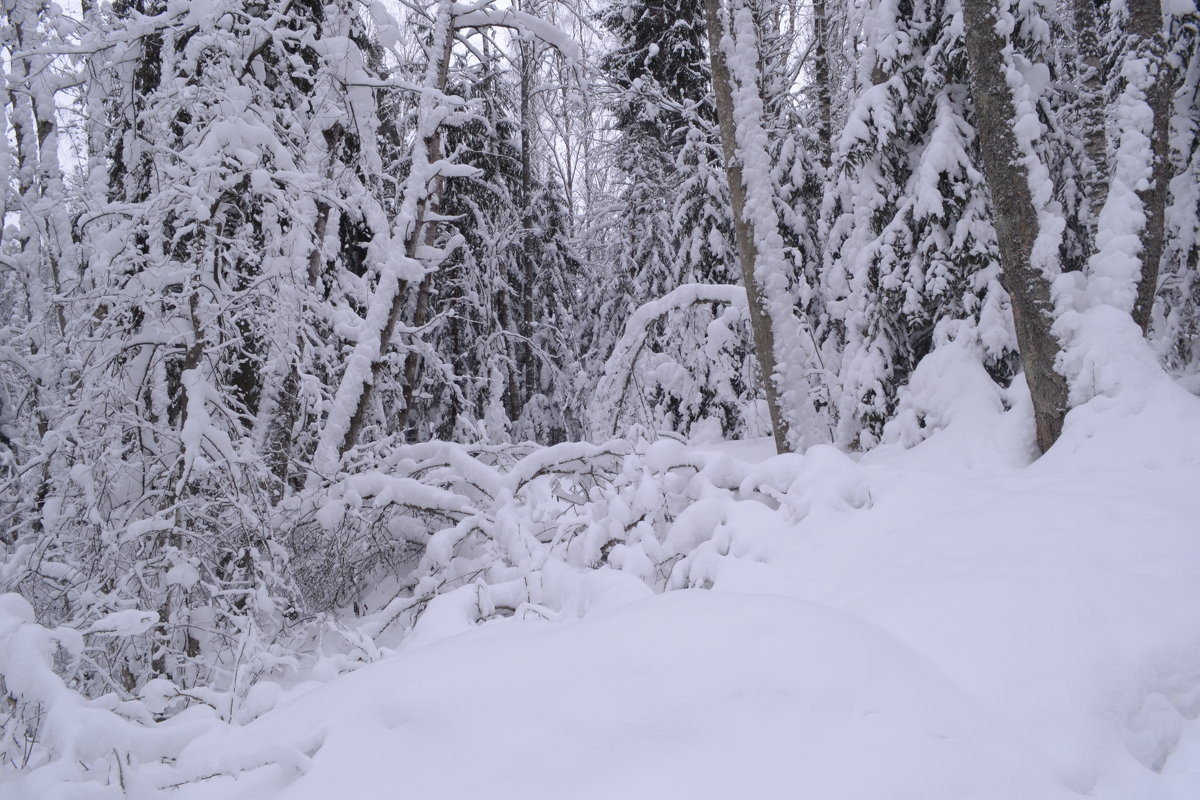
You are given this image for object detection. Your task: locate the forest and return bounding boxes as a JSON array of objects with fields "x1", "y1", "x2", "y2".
[{"x1": 2, "y1": 0, "x2": 1200, "y2": 797}]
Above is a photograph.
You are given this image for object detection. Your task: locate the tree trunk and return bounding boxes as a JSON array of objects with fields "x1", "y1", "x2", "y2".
[
  {"x1": 1072, "y1": 0, "x2": 1109, "y2": 212},
  {"x1": 263, "y1": 194, "x2": 330, "y2": 499},
  {"x1": 7, "y1": 0, "x2": 75, "y2": 532},
  {"x1": 519, "y1": 12, "x2": 538, "y2": 411},
  {"x1": 342, "y1": 2, "x2": 455, "y2": 454},
  {"x1": 703, "y1": 0, "x2": 790, "y2": 453},
  {"x1": 1126, "y1": 0, "x2": 1174, "y2": 332},
  {"x1": 961, "y1": 0, "x2": 1070, "y2": 453},
  {"x1": 812, "y1": 0, "x2": 833, "y2": 169}
]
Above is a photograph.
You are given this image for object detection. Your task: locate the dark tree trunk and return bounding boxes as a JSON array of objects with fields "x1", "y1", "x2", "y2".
[
  {"x1": 961, "y1": 0, "x2": 1070, "y2": 453},
  {"x1": 263, "y1": 194, "x2": 330, "y2": 500},
  {"x1": 519, "y1": 18, "x2": 538, "y2": 411}
]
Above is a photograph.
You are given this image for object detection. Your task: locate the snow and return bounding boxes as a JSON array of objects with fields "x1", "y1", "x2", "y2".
[
  {"x1": 1086, "y1": 52, "x2": 1159, "y2": 315},
  {"x1": 164, "y1": 592, "x2": 1075, "y2": 800},
  {"x1": 85, "y1": 610, "x2": 159, "y2": 637},
  {"x1": 1164, "y1": 0, "x2": 1197, "y2": 15},
  {"x1": 4, "y1": 2, "x2": 1200, "y2": 795},
  {"x1": 720, "y1": 1, "x2": 829, "y2": 448},
  {"x1": 7, "y1": 346, "x2": 1200, "y2": 799}
]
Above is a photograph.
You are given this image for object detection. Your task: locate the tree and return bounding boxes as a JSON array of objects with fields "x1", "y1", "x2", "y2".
[
  {"x1": 704, "y1": 0, "x2": 827, "y2": 452},
  {"x1": 820, "y1": 0, "x2": 1018, "y2": 449},
  {"x1": 0, "y1": 0, "x2": 420, "y2": 690},
  {"x1": 1155, "y1": 12, "x2": 1200, "y2": 373},
  {"x1": 409, "y1": 54, "x2": 586, "y2": 444},
  {"x1": 1087, "y1": 0, "x2": 1178, "y2": 332},
  {"x1": 595, "y1": 0, "x2": 764, "y2": 440},
  {"x1": 960, "y1": 0, "x2": 1069, "y2": 452}
]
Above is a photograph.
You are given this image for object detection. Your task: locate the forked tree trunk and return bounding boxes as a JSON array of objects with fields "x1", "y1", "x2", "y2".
[
  {"x1": 307, "y1": 2, "x2": 456, "y2": 485},
  {"x1": 342, "y1": 2, "x2": 455, "y2": 454},
  {"x1": 703, "y1": 0, "x2": 790, "y2": 453},
  {"x1": 961, "y1": 0, "x2": 1070, "y2": 453}
]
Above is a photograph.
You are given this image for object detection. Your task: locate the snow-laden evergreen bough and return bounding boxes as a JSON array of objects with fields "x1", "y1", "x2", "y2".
[{"x1": 818, "y1": 0, "x2": 1093, "y2": 449}]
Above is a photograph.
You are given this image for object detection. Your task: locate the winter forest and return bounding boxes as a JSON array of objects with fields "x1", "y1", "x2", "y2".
[{"x1": 2, "y1": 0, "x2": 1200, "y2": 796}]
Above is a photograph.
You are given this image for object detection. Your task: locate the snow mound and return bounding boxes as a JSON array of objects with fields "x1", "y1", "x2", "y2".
[
  {"x1": 5, "y1": 355, "x2": 1200, "y2": 800},
  {"x1": 167, "y1": 592, "x2": 1072, "y2": 800}
]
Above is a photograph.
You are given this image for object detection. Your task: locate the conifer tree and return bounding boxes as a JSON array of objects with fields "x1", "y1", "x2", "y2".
[
  {"x1": 1152, "y1": 11, "x2": 1200, "y2": 375},
  {"x1": 597, "y1": 0, "x2": 766, "y2": 439},
  {"x1": 821, "y1": 0, "x2": 1083, "y2": 449},
  {"x1": 402, "y1": 38, "x2": 587, "y2": 445}
]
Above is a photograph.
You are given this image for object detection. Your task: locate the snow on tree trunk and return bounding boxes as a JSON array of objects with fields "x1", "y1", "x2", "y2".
[
  {"x1": 704, "y1": 0, "x2": 827, "y2": 454},
  {"x1": 812, "y1": 0, "x2": 833, "y2": 168},
  {"x1": 1087, "y1": 0, "x2": 1176, "y2": 333},
  {"x1": 1070, "y1": 0, "x2": 1110, "y2": 214},
  {"x1": 310, "y1": 1, "x2": 457, "y2": 479},
  {"x1": 961, "y1": 0, "x2": 1069, "y2": 453}
]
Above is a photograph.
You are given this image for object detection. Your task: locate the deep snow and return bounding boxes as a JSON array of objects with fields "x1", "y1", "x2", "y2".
[{"x1": 5, "y1": 341, "x2": 1200, "y2": 799}]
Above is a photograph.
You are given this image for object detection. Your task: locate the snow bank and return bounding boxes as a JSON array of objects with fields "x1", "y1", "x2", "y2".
[
  {"x1": 6, "y1": 354, "x2": 1200, "y2": 800},
  {"x1": 163, "y1": 592, "x2": 1073, "y2": 800}
]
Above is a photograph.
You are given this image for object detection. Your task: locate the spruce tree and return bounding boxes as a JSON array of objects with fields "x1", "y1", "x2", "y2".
[
  {"x1": 596, "y1": 0, "x2": 765, "y2": 439},
  {"x1": 1154, "y1": 11, "x2": 1200, "y2": 376},
  {"x1": 821, "y1": 0, "x2": 1082, "y2": 449}
]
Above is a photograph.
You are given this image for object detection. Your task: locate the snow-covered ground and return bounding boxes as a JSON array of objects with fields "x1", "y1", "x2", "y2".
[{"x1": 5, "y1": 344, "x2": 1200, "y2": 800}]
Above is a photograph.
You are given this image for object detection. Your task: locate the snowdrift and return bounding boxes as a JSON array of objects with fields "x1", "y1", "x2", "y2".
[{"x1": 4, "y1": 345, "x2": 1200, "y2": 799}]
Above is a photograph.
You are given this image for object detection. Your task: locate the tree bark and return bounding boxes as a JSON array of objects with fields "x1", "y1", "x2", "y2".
[
  {"x1": 812, "y1": 0, "x2": 833, "y2": 169},
  {"x1": 1072, "y1": 0, "x2": 1109, "y2": 211},
  {"x1": 961, "y1": 0, "x2": 1070, "y2": 453},
  {"x1": 344, "y1": 2, "x2": 455, "y2": 452},
  {"x1": 1126, "y1": 0, "x2": 1174, "y2": 332},
  {"x1": 263, "y1": 195, "x2": 330, "y2": 499},
  {"x1": 703, "y1": 0, "x2": 790, "y2": 453},
  {"x1": 519, "y1": 8, "x2": 538, "y2": 411}
]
